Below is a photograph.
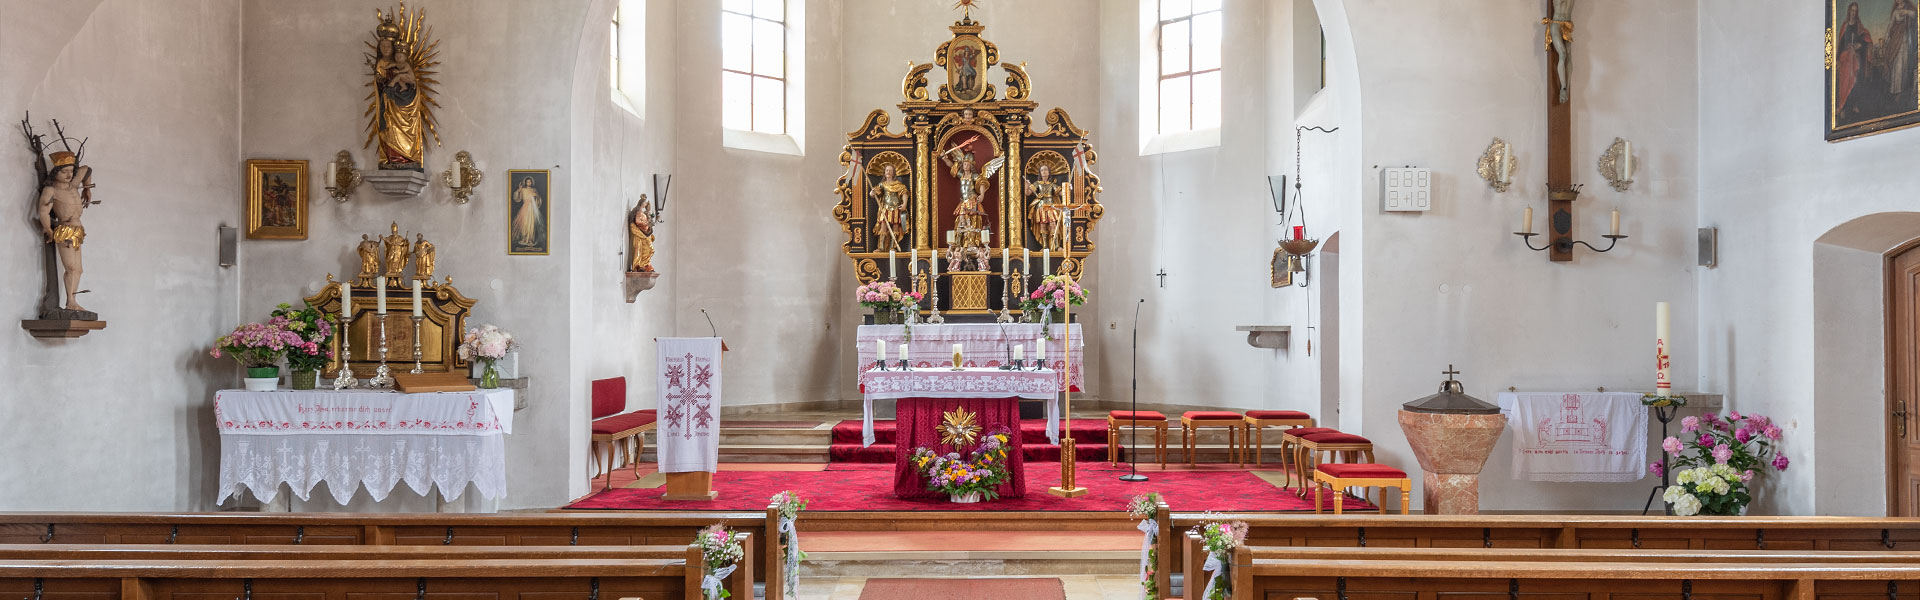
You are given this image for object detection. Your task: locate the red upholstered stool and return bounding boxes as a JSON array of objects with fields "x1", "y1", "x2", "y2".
[
  {"x1": 1275, "y1": 427, "x2": 1338, "y2": 490},
  {"x1": 1180, "y1": 411, "x2": 1248, "y2": 466},
  {"x1": 1243, "y1": 410, "x2": 1313, "y2": 465},
  {"x1": 1313, "y1": 463, "x2": 1410, "y2": 515},
  {"x1": 590, "y1": 377, "x2": 658, "y2": 490},
  {"x1": 1295, "y1": 431, "x2": 1375, "y2": 498},
  {"x1": 1107, "y1": 410, "x2": 1168, "y2": 467}
]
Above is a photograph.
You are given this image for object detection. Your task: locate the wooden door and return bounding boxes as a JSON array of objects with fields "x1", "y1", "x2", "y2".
[{"x1": 1891, "y1": 243, "x2": 1920, "y2": 515}]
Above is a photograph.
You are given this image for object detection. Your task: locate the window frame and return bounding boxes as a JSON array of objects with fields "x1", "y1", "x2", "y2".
[
  {"x1": 721, "y1": 2, "x2": 788, "y2": 136},
  {"x1": 1138, "y1": 0, "x2": 1221, "y2": 155},
  {"x1": 611, "y1": 0, "x2": 645, "y2": 117},
  {"x1": 1155, "y1": 1, "x2": 1221, "y2": 134}
]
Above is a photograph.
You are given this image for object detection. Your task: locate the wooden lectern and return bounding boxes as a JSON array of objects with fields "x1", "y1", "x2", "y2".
[{"x1": 658, "y1": 339, "x2": 727, "y2": 501}]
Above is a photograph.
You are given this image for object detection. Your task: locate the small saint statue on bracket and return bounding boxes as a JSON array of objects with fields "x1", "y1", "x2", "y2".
[
  {"x1": 21, "y1": 114, "x2": 101, "y2": 325},
  {"x1": 629, "y1": 195, "x2": 656, "y2": 273}
]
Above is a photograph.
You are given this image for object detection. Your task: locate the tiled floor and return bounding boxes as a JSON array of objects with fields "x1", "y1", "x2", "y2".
[{"x1": 795, "y1": 575, "x2": 1144, "y2": 600}]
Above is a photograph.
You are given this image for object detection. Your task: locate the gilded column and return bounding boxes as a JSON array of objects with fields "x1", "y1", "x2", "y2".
[
  {"x1": 913, "y1": 123, "x2": 931, "y2": 251},
  {"x1": 1005, "y1": 122, "x2": 1026, "y2": 249}
]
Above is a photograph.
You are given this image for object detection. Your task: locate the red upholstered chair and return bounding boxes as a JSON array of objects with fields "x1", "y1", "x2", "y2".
[
  {"x1": 1242, "y1": 410, "x2": 1313, "y2": 465},
  {"x1": 1180, "y1": 411, "x2": 1248, "y2": 466},
  {"x1": 590, "y1": 377, "x2": 658, "y2": 491},
  {"x1": 1295, "y1": 431, "x2": 1375, "y2": 498},
  {"x1": 1313, "y1": 463, "x2": 1410, "y2": 515},
  {"x1": 1275, "y1": 426, "x2": 1338, "y2": 490},
  {"x1": 1107, "y1": 410, "x2": 1168, "y2": 467}
]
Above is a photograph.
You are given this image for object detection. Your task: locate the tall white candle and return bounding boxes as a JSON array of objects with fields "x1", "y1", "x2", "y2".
[
  {"x1": 1042, "y1": 248, "x2": 1051, "y2": 275},
  {"x1": 1655, "y1": 301, "x2": 1672, "y2": 396},
  {"x1": 412, "y1": 280, "x2": 424, "y2": 317},
  {"x1": 889, "y1": 249, "x2": 897, "y2": 280},
  {"x1": 338, "y1": 282, "x2": 351, "y2": 318},
  {"x1": 931, "y1": 246, "x2": 939, "y2": 279},
  {"x1": 1610, "y1": 209, "x2": 1621, "y2": 236},
  {"x1": 1022, "y1": 248, "x2": 1030, "y2": 271},
  {"x1": 376, "y1": 276, "x2": 388, "y2": 313},
  {"x1": 1522, "y1": 206, "x2": 1534, "y2": 235},
  {"x1": 1002, "y1": 247, "x2": 1010, "y2": 276}
]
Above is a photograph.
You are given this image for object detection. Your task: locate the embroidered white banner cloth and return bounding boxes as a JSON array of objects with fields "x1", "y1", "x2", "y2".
[
  {"x1": 213, "y1": 388, "x2": 515, "y2": 505},
  {"x1": 858, "y1": 368, "x2": 1061, "y2": 447},
  {"x1": 658, "y1": 337, "x2": 724, "y2": 474},
  {"x1": 1497, "y1": 392, "x2": 1647, "y2": 483},
  {"x1": 855, "y1": 323, "x2": 1087, "y2": 390}
]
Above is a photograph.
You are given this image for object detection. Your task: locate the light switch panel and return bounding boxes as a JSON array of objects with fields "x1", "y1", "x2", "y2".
[{"x1": 1381, "y1": 167, "x2": 1432, "y2": 212}]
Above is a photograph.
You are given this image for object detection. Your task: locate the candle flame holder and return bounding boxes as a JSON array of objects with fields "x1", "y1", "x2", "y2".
[
  {"x1": 333, "y1": 312, "x2": 360, "y2": 389},
  {"x1": 369, "y1": 313, "x2": 395, "y2": 389},
  {"x1": 409, "y1": 315, "x2": 425, "y2": 374}
]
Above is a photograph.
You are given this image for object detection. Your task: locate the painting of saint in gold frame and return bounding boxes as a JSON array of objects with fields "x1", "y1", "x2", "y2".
[
  {"x1": 1827, "y1": 0, "x2": 1920, "y2": 141},
  {"x1": 245, "y1": 159, "x2": 308, "y2": 240},
  {"x1": 945, "y1": 35, "x2": 989, "y2": 102},
  {"x1": 507, "y1": 169, "x2": 550, "y2": 255}
]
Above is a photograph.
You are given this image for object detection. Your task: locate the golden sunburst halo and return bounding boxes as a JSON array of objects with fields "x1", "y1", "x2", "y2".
[
  {"x1": 939, "y1": 407, "x2": 982, "y2": 447},
  {"x1": 952, "y1": 0, "x2": 980, "y2": 18}
]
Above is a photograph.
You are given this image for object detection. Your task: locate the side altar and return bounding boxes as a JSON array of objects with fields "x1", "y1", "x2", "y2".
[{"x1": 832, "y1": 12, "x2": 1104, "y2": 323}]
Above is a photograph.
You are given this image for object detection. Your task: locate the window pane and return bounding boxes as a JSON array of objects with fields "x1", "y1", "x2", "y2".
[
  {"x1": 753, "y1": 18, "x2": 785, "y2": 78},
  {"x1": 753, "y1": 0, "x2": 783, "y2": 21},
  {"x1": 1160, "y1": 75, "x2": 1190, "y2": 133},
  {"x1": 1193, "y1": 70, "x2": 1221, "y2": 130},
  {"x1": 722, "y1": 12, "x2": 751, "y2": 72},
  {"x1": 722, "y1": 0, "x2": 750, "y2": 15},
  {"x1": 611, "y1": 21, "x2": 619, "y2": 59},
  {"x1": 1192, "y1": 11, "x2": 1221, "y2": 71},
  {"x1": 753, "y1": 76, "x2": 785, "y2": 134},
  {"x1": 1160, "y1": 20, "x2": 1189, "y2": 75},
  {"x1": 723, "y1": 71, "x2": 752, "y2": 131},
  {"x1": 1160, "y1": 0, "x2": 1191, "y2": 20},
  {"x1": 1192, "y1": 0, "x2": 1221, "y2": 13}
]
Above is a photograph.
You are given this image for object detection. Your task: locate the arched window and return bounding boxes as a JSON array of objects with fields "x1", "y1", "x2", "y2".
[{"x1": 612, "y1": 0, "x2": 645, "y2": 115}]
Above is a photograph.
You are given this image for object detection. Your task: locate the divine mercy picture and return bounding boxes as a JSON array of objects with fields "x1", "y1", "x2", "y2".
[
  {"x1": 1828, "y1": 0, "x2": 1920, "y2": 140},
  {"x1": 508, "y1": 169, "x2": 550, "y2": 255}
]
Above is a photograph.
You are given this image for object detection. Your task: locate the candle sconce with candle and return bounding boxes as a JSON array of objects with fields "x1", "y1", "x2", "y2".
[
  {"x1": 441, "y1": 150, "x2": 482, "y2": 204},
  {"x1": 1476, "y1": 138, "x2": 1516, "y2": 193},
  {"x1": 325, "y1": 151, "x2": 364, "y2": 202},
  {"x1": 1598, "y1": 138, "x2": 1635, "y2": 192},
  {"x1": 1514, "y1": 187, "x2": 1629, "y2": 258}
]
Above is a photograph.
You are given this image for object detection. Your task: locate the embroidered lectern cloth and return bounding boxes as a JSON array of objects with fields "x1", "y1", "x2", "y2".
[{"x1": 657, "y1": 337, "x2": 724, "y2": 474}]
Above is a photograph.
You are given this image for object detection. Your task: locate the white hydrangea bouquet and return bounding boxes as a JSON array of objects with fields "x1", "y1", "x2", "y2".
[{"x1": 457, "y1": 324, "x2": 517, "y2": 388}]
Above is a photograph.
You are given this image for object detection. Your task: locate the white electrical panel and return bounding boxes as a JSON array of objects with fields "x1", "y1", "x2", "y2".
[{"x1": 1381, "y1": 167, "x2": 1432, "y2": 212}]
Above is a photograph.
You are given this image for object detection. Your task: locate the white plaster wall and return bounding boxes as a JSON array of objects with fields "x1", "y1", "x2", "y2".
[
  {"x1": 0, "y1": 0, "x2": 243, "y2": 510},
  {"x1": 1698, "y1": 2, "x2": 1920, "y2": 516},
  {"x1": 1341, "y1": 0, "x2": 1701, "y2": 511}
]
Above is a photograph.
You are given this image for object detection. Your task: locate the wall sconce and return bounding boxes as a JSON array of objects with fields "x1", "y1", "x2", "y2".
[
  {"x1": 650, "y1": 173, "x2": 672, "y2": 223},
  {"x1": 1598, "y1": 137, "x2": 1635, "y2": 192},
  {"x1": 324, "y1": 150, "x2": 363, "y2": 202},
  {"x1": 442, "y1": 150, "x2": 482, "y2": 204},
  {"x1": 1476, "y1": 138, "x2": 1515, "y2": 193},
  {"x1": 1514, "y1": 198, "x2": 1628, "y2": 256}
]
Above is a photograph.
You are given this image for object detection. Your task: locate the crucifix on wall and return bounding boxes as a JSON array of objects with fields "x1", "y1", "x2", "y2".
[{"x1": 1542, "y1": 0, "x2": 1579, "y2": 262}]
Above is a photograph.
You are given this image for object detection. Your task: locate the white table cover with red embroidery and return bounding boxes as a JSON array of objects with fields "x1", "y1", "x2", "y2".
[
  {"x1": 857, "y1": 368, "x2": 1061, "y2": 447},
  {"x1": 214, "y1": 388, "x2": 515, "y2": 505},
  {"x1": 855, "y1": 323, "x2": 1087, "y2": 391}
]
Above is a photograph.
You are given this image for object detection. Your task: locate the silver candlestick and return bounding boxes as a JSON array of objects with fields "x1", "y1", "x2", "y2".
[
  {"x1": 369, "y1": 313, "x2": 395, "y2": 388},
  {"x1": 927, "y1": 259, "x2": 947, "y2": 324},
  {"x1": 333, "y1": 312, "x2": 360, "y2": 389},
  {"x1": 409, "y1": 315, "x2": 425, "y2": 374},
  {"x1": 996, "y1": 267, "x2": 1015, "y2": 323}
]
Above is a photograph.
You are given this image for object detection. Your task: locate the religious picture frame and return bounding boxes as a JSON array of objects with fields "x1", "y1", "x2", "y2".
[
  {"x1": 1270, "y1": 247, "x2": 1293, "y2": 288},
  {"x1": 1826, "y1": 0, "x2": 1920, "y2": 141},
  {"x1": 244, "y1": 159, "x2": 309, "y2": 240},
  {"x1": 506, "y1": 169, "x2": 550, "y2": 255}
]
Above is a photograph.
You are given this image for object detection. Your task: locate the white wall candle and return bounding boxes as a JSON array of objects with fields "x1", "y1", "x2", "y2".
[
  {"x1": 327, "y1": 162, "x2": 337, "y2": 188},
  {"x1": 412, "y1": 280, "x2": 424, "y2": 317},
  {"x1": 1610, "y1": 209, "x2": 1621, "y2": 236},
  {"x1": 1655, "y1": 301, "x2": 1672, "y2": 396},
  {"x1": 1522, "y1": 206, "x2": 1534, "y2": 235},
  {"x1": 376, "y1": 276, "x2": 388, "y2": 313},
  {"x1": 1622, "y1": 141, "x2": 1634, "y2": 181},
  {"x1": 1498, "y1": 144, "x2": 1511, "y2": 183},
  {"x1": 338, "y1": 282, "x2": 351, "y2": 318},
  {"x1": 455, "y1": 160, "x2": 465, "y2": 186}
]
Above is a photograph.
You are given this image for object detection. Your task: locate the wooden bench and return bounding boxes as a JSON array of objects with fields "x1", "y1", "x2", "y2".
[
  {"x1": 0, "y1": 556, "x2": 748, "y2": 600},
  {"x1": 1228, "y1": 554, "x2": 1920, "y2": 600}
]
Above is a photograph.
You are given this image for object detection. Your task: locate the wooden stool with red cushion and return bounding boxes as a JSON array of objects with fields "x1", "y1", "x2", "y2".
[
  {"x1": 1180, "y1": 411, "x2": 1248, "y2": 466},
  {"x1": 590, "y1": 377, "x2": 658, "y2": 491},
  {"x1": 1275, "y1": 427, "x2": 1338, "y2": 490},
  {"x1": 1313, "y1": 463, "x2": 1411, "y2": 515},
  {"x1": 1294, "y1": 431, "x2": 1375, "y2": 498},
  {"x1": 1242, "y1": 410, "x2": 1313, "y2": 465},
  {"x1": 1106, "y1": 410, "x2": 1168, "y2": 467}
]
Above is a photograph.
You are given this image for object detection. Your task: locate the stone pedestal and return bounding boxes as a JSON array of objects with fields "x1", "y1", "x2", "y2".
[
  {"x1": 363, "y1": 169, "x2": 431, "y2": 200},
  {"x1": 1397, "y1": 410, "x2": 1506, "y2": 514}
]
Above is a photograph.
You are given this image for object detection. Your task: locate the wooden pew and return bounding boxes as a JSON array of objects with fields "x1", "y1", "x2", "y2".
[
  {"x1": 0, "y1": 557, "x2": 725, "y2": 600},
  {"x1": 1228, "y1": 554, "x2": 1920, "y2": 600}
]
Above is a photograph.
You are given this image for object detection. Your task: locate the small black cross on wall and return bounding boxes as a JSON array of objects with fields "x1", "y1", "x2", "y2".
[{"x1": 1155, "y1": 269, "x2": 1168, "y2": 288}]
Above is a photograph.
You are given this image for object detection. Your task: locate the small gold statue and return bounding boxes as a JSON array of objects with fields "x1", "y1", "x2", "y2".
[
  {"x1": 355, "y1": 234, "x2": 380, "y2": 287},
  {"x1": 412, "y1": 233, "x2": 435, "y2": 280},
  {"x1": 363, "y1": 1, "x2": 442, "y2": 170},
  {"x1": 629, "y1": 195, "x2": 656, "y2": 273},
  {"x1": 869, "y1": 164, "x2": 909, "y2": 251},
  {"x1": 381, "y1": 222, "x2": 410, "y2": 278},
  {"x1": 941, "y1": 139, "x2": 1002, "y2": 249},
  {"x1": 1025, "y1": 163, "x2": 1070, "y2": 252}
]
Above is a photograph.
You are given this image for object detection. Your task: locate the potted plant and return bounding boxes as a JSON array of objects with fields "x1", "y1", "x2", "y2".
[
  {"x1": 270, "y1": 302, "x2": 335, "y2": 390},
  {"x1": 908, "y1": 430, "x2": 1013, "y2": 502},
  {"x1": 457, "y1": 324, "x2": 518, "y2": 389},
  {"x1": 1652, "y1": 411, "x2": 1789, "y2": 516},
  {"x1": 211, "y1": 320, "x2": 306, "y2": 391},
  {"x1": 856, "y1": 281, "x2": 921, "y2": 325},
  {"x1": 1021, "y1": 274, "x2": 1088, "y2": 333}
]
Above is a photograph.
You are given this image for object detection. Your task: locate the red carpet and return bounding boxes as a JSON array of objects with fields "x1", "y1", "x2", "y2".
[
  {"x1": 563, "y1": 461, "x2": 1375, "y2": 512},
  {"x1": 857, "y1": 578, "x2": 1065, "y2": 600},
  {"x1": 829, "y1": 419, "x2": 1109, "y2": 463}
]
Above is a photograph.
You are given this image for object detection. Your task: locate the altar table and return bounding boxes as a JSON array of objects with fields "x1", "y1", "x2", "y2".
[
  {"x1": 855, "y1": 323, "x2": 1087, "y2": 391},
  {"x1": 858, "y1": 367, "x2": 1062, "y2": 446},
  {"x1": 213, "y1": 388, "x2": 515, "y2": 506},
  {"x1": 890, "y1": 396, "x2": 1028, "y2": 499}
]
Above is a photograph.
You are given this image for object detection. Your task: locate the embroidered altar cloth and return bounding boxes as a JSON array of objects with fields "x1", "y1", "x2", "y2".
[
  {"x1": 858, "y1": 368, "x2": 1061, "y2": 447},
  {"x1": 214, "y1": 388, "x2": 515, "y2": 505},
  {"x1": 856, "y1": 323, "x2": 1087, "y2": 391},
  {"x1": 1497, "y1": 392, "x2": 1647, "y2": 483}
]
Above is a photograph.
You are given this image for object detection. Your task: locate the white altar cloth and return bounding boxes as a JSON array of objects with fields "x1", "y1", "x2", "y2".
[
  {"x1": 214, "y1": 388, "x2": 515, "y2": 505},
  {"x1": 858, "y1": 368, "x2": 1062, "y2": 447},
  {"x1": 856, "y1": 323, "x2": 1087, "y2": 391}
]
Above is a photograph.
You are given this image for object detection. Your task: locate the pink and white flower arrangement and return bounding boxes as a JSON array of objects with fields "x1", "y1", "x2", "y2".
[
  {"x1": 457, "y1": 324, "x2": 517, "y2": 362},
  {"x1": 210, "y1": 319, "x2": 311, "y2": 369},
  {"x1": 1191, "y1": 516, "x2": 1250, "y2": 600},
  {"x1": 270, "y1": 302, "x2": 336, "y2": 373},
  {"x1": 854, "y1": 281, "x2": 921, "y2": 311},
  {"x1": 695, "y1": 524, "x2": 749, "y2": 599},
  {"x1": 1652, "y1": 410, "x2": 1788, "y2": 515},
  {"x1": 1023, "y1": 274, "x2": 1088, "y2": 312}
]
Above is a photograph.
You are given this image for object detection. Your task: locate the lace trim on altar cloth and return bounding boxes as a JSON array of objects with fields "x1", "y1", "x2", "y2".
[{"x1": 217, "y1": 433, "x2": 507, "y2": 505}]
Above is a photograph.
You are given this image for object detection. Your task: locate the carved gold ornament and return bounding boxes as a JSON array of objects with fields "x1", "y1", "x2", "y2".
[
  {"x1": 1476, "y1": 138, "x2": 1515, "y2": 193},
  {"x1": 1824, "y1": 28, "x2": 1835, "y2": 71},
  {"x1": 940, "y1": 407, "x2": 982, "y2": 447}
]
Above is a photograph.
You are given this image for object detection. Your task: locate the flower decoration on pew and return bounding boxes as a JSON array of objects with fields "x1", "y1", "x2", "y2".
[
  {"x1": 768, "y1": 491, "x2": 808, "y2": 599},
  {"x1": 910, "y1": 429, "x2": 1013, "y2": 502},
  {"x1": 1652, "y1": 411, "x2": 1788, "y2": 516},
  {"x1": 696, "y1": 524, "x2": 749, "y2": 600},
  {"x1": 1128, "y1": 492, "x2": 1166, "y2": 600},
  {"x1": 1191, "y1": 516, "x2": 1249, "y2": 600}
]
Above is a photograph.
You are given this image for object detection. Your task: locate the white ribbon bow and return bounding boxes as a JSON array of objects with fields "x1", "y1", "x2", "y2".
[
  {"x1": 1136, "y1": 519, "x2": 1158, "y2": 600},
  {"x1": 780, "y1": 516, "x2": 802, "y2": 599},
  {"x1": 1201, "y1": 551, "x2": 1229, "y2": 600},
  {"x1": 703, "y1": 564, "x2": 737, "y2": 600}
]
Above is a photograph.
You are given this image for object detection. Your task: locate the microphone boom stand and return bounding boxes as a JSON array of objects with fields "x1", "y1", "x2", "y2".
[{"x1": 1120, "y1": 298, "x2": 1148, "y2": 483}]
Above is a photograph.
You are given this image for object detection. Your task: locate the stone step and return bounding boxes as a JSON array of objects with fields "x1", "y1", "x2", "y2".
[
  {"x1": 799, "y1": 550, "x2": 1136, "y2": 577},
  {"x1": 644, "y1": 428, "x2": 828, "y2": 447},
  {"x1": 639, "y1": 444, "x2": 831, "y2": 464}
]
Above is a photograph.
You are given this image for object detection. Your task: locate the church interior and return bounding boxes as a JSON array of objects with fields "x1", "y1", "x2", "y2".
[{"x1": 6, "y1": 0, "x2": 1920, "y2": 598}]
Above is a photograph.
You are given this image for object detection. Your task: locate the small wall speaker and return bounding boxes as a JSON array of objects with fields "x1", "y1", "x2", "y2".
[
  {"x1": 1698, "y1": 227, "x2": 1717, "y2": 268},
  {"x1": 218, "y1": 225, "x2": 238, "y2": 268}
]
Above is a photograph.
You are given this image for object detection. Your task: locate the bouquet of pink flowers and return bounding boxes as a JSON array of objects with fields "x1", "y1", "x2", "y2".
[
  {"x1": 1191, "y1": 517, "x2": 1249, "y2": 600},
  {"x1": 210, "y1": 319, "x2": 311, "y2": 369},
  {"x1": 909, "y1": 430, "x2": 1013, "y2": 500},
  {"x1": 855, "y1": 281, "x2": 921, "y2": 311},
  {"x1": 1651, "y1": 411, "x2": 1788, "y2": 516},
  {"x1": 457, "y1": 324, "x2": 517, "y2": 362},
  {"x1": 695, "y1": 524, "x2": 749, "y2": 599},
  {"x1": 270, "y1": 302, "x2": 335, "y2": 373},
  {"x1": 1022, "y1": 274, "x2": 1088, "y2": 312}
]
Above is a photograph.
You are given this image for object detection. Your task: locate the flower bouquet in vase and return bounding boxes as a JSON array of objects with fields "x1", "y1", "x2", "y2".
[
  {"x1": 457, "y1": 324, "x2": 518, "y2": 389},
  {"x1": 1652, "y1": 411, "x2": 1789, "y2": 516},
  {"x1": 1021, "y1": 274, "x2": 1087, "y2": 337},
  {"x1": 856, "y1": 281, "x2": 922, "y2": 325},
  {"x1": 211, "y1": 320, "x2": 308, "y2": 391},
  {"x1": 271, "y1": 302, "x2": 335, "y2": 390},
  {"x1": 909, "y1": 430, "x2": 1013, "y2": 502}
]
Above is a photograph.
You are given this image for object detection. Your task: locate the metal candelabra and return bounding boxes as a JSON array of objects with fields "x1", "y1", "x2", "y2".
[
  {"x1": 409, "y1": 315, "x2": 425, "y2": 374},
  {"x1": 369, "y1": 313, "x2": 395, "y2": 388},
  {"x1": 926, "y1": 258, "x2": 946, "y2": 324},
  {"x1": 333, "y1": 313, "x2": 360, "y2": 389},
  {"x1": 995, "y1": 265, "x2": 1015, "y2": 323}
]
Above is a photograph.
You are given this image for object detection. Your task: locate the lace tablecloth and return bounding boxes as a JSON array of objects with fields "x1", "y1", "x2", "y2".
[
  {"x1": 214, "y1": 388, "x2": 515, "y2": 505},
  {"x1": 858, "y1": 368, "x2": 1061, "y2": 446},
  {"x1": 855, "y1": 323, "x2": 1087, "y2": 391}
]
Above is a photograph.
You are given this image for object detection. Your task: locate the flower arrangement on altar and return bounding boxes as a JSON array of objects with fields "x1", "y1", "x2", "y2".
[
  {"x1": 696, "y1": 524, "x2": 749, "y2": 600},
  {"x1": 1129, "y1": 492, "x2": 1166, "y2": 600},
  {"x1": 1651, "y1": 411, "x2": 1789, "y2": 516},
  {"x1": 212, "y1": 311, "x2": 331, "y2": 390},
  {"x1": 1191, "y1": 517, "x2": 1249, "y2": 600},
  {"x1": 457, "y1": 324, "x2": 517, "y2": 388},
  {"x1": 856, "y1": 281, "x2": 922, "y2": 326},
  {"x1": 1022, "y1": 274, "x2": 1087, "y2": 312},
  {"x1": 909, "y1": 429, "x2": 1013, "y2": 503},
  {"x1": 271, "y1": 302, "x2": 337, "y2": 390}
]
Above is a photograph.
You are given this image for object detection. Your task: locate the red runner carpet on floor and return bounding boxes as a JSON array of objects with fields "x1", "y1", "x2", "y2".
[
  {"x1": 857, "y1": 578, "x2": 1065, "y2": 600},
  {"x1": 564, "y1": 461, "x2": 1376, "y2": 512},
  {"x1": 829, "y1": 419, "x2": 1110, "y2": 463}
]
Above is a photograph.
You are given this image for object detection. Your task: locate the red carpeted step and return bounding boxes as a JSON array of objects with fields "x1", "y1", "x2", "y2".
[
  {"x1": 830, "y1": 419, "x2": 1109, "y2": 448},
  {"x1": 828, "y1": 441, "x2": 1111, "y2": 463}
]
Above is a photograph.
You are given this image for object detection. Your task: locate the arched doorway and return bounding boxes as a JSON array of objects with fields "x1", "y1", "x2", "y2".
[
  {"x1": 1810, "y1": 212, "x2": 1920, "y2": 515},
  {"x1": 1890, "y1": 240, "x2": 1920, "y2": 515}
]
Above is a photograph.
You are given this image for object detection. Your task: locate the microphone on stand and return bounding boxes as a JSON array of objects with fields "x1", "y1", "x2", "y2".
[
  {"x1": 701, "y1": 308, "x2": 720, "y2": 338},
  {"x1": 1120, "y1": 298, "x2": 1149, "y2": 482}
]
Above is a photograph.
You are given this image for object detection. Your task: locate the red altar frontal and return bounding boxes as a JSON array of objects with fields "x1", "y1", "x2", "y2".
[{"x1": 891, "y1": 397, "x2": 1026, "y2": 499}]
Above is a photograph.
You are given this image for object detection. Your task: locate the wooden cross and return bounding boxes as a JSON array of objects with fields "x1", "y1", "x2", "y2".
[{"x1": 1542, "y1": 0, "x2": 1580, "y2": 262}]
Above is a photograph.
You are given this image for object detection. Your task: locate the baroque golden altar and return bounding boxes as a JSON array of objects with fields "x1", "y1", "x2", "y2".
[{"x1": 832, "y1": 13, "x2": 1104, "y2": 319}]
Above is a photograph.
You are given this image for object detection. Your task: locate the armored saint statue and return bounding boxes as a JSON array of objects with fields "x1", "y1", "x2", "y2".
[
  {"x1": 412, "y1": 233, "x2": 435, "y2": 280},
  {"x1": 35, "y1": 151, "x2": 93, "y2": 314},
  {"x1": 869, "y1": 164, "x2": 910, "y2": 251},
  {"x1": 1025, "y1": 164, "x2": 1071, "y2": 252},
  {"x1": 355, "y1": 234, "x2": 381, "y2": 287},
  {"x1": 1543, "y1": 0, "x2": 1574, "y2": 104},
  {"x1": 629, "y1": 195, "x2": 656, "y2": 273},
  {"x1": 940, "y1": 139, "x2": 1002, "y2": 249},
  {"x1": 364, "y1": 2, "x2": 441, "y2": 170},
  {"x1": 381, "y1": 222, "x2": 411, "y2": 278}
]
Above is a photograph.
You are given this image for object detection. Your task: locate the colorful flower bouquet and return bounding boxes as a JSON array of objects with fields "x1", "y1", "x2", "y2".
[
  {"x1": 1129, "y1": 492, "x2": 1166, "y2": 600},
  {"x1": 1652, "y1": 411, "x2": 1789, "y2": 516},
  {"x1": 909, "y1": 429, "x2": 1013, "y2": 502},
  {"x1": 271, "y1": 302, "x2": 336, "y2": 389},
  {"x1": 1022, "y1": 274, "x2": 1088, "y2": 312},
  {"x1": 769, "y1": 491, "x2": 808, "y2": 598},
  {"x1": 856, "y1": 281, "x2": 922, "y2": 325},
  {"x1": 457, "y1": 324, "x2": 517, "y2": 388},
  {"x1": 1191, "y1": 517, "x2": 1249, "y2": 600},
  {"x1": 695, "y1": 524, "x2": 749, "y2": 600},
  {"x1": 212, "y1": 317, "x2": 314, "y2": 389}
]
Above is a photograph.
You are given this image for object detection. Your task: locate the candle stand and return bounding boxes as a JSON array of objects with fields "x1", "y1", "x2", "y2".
[
  {"x1": 1049, "y1": 277, "x2": 1087, "y2": 498},
  {"x1": 996, "y1": 268, "x2": 1016, "y2": 323},
  {"x1": 1640, "y1": 401, "x2": 1681, "y2": 516},
  {"x1": 409, "y1": 315, "x2": 425, "y2": 374},
  {"x1": 926, "y1": 268, "x2": 947, "y2": 324},
  {"x1": 333, "y1": 313, "x2": 360, "y2": 390},
  {"x1": 369, "y1": 314, "x2": 395, "y2": 389}
]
